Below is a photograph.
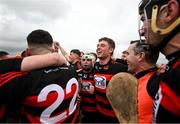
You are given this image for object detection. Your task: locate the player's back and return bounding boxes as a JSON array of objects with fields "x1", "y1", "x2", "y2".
[{"x1": 16, "y1": 65, "x2": 79, "y2": 123}]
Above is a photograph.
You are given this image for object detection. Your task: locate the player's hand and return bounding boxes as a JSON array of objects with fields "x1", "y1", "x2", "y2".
[
  {"x1": 156, "y1": 64, "x2": 166, "y2": 75},
  {"x1": 53, "y1": 41, "x2": 60, "y2": 52}
]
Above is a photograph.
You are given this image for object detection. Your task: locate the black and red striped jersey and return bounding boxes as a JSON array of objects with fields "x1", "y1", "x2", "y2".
[
  {"x1": 77, "y1": 70, "x2": 96, "y2": 114},
  {"x1": 0, "y1": 58, "x2": 22, "y2": 74},
  {"x1": 0, "y1": 58, "x2": 23, "y2": 122},
  {"x1": 93, "y1": 59, "x2": 127, "y2": 122},
  {"x1": 0, "y1": 65, "x2": 79, "y2": 123},
  {"x1": 147, "y1": 50, "x2": 180, "y2": 123}
]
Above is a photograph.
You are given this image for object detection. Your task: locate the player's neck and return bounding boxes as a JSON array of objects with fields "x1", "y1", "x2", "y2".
[
  {"x1": 135, "y1": 62, "x2": 155, "y2": 75},
  {"x1": 99, "y1": 56, "x2": 111, "y2": 65},
  {"x1": 161, "y1": 33, "x2": 180, "y2": 56},
  {"x1": 83, "y1": 68, "x2": 92, "y2": 73},
  {"x1": 72, "y1": 59, "x2": 79, "y2": 64},
  {"x1": 30, "y1": 49, "x2": 52, "y2": 56}
]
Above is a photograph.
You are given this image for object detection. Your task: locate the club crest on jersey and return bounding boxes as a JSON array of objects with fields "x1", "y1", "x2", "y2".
[
  {"x1": 81, "y1": 82, "x2": 91, "y2": 91},
  {"x1": 94, "y1": 75, "x2": 106, "y2": 89}
]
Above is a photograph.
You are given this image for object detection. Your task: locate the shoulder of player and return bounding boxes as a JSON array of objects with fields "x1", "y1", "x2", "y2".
[
  {"x1": 0, "y1": 58, "x2": 23, "y2": 73},
  {"x1": 110, "y1": 60, "x2": 128, "y2": 71}
]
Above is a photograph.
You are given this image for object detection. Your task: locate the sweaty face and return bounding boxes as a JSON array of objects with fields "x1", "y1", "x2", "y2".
[
  {"x1": 96, "y1": 40, "x2": 113, "y2": 60},
  {"x1": 126, "y1": 44, "x2": 139, "y2": 73}
]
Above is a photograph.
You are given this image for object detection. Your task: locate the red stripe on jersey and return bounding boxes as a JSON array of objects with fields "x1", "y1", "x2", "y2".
[
  {"x1": 65, "y1": 84, "x2": 77, "y2": 99},
  {"x1": 96, "y1": 94, "x2": 110, "y2": 105},
  {"x1": 72, "y1": 110, "x2": 79, "y2": 124},
  {"x1": 82, "y1": 106, "x2": 96, "y2": 112},
  {"x1": 26, "y1": 111, "x2": 70, "y2": 123},
  {"x1": 27, "y1": 113, "x2": 40, "y2": 123},
  {"x1": 161, "y1": 82, "x2": 180, "y2": 116},
  {"x1": 94, "y1": 73, "x2": 113, "y2": 81},
  {"x1": 173, "y1": 61, "x2": 180, "y2": 69},
  {"x1": 23, "y1": 92, "x2": 58, "y2": 107},
  {"x1": 23, "y1": 84, "x2": 77, "y2": 107},
  {"x1": 81, "y1": 97, "x2": 96, "y2": 103},
  {"x1": 0, "y1": 71, "x2": 26, "y2": 81},
  {"x1": 0, "y1": 72, "x2": 26, "y2": 87},
  {"x1": 81, "y1": 91, "x2": 94, "y2": 94},
  {"x1": 97, "y1": 104, "x2": 116, "y2": 117},
  {"x1": 95, "y1": 87, "x2": 106, "y2": 93},
  {"x1": 1, "y1": 72, "x2": 16, "y2": 78},
  {"x1": 25, "y1": 107, "x2": 78, "y2": 123}
]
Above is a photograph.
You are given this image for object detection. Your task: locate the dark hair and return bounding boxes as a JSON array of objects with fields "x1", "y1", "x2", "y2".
[
  {"x1": 90, "y1": 52, "x2": 97, "y2": 61},
  {"x1": 130, "y1": 40, "x2": 140, "y2": 44},
  {"x1": 131, "y1": 40, "x2": 159, "y2": 64},
  {"x1": 70, "y1": 49, "x2": 81, "y2": 57},
  {"x1": 99, "y1": 37, "x2": 115, "y2": 49},
  {"x1": 0, "y1": 51, "x2": 9, "y2": 57},
  {"x1": 27, "y1": 29, "x2": 53, "y2": 46}
]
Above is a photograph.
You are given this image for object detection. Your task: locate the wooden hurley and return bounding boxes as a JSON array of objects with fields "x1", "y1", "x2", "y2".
[{"x1": 107, "y1": 72, "x2": 138, "y2": 123}]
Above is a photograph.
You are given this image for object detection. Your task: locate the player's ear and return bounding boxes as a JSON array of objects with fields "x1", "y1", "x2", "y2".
[
  {"x1": 25, "y1": 48, "x2": 31, "y2": 56},
  {"x1": 137, "y1": 52, "x2": 145, "y2": 62},
  {"x1": 158, "y1": 0, "x2": 179, "y2": 25},
  {"x1": 165, "y1": 0, "x2": 179, "y2": 23},
  {"x1": 109, "y1": 47, "x2": 114, "y2": 55},
  {"x1": 51, "y1": 48, "x2": 55, "y2": 53}
]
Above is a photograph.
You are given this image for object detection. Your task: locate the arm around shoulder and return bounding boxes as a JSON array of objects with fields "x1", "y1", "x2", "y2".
[{"x1": 21, "y1": 53, "x2": 67, "y2": 71}]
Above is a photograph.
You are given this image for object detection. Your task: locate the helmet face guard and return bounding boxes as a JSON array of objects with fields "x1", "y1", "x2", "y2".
[
  {"x1": 138, "y1": 0, "x2": 168, "y2": 38},
  {"x1": 139, "y1": 0, "x2": 168, "y2": 19},
  {"x1": 139, "y1": 0, "x2": 180, "y2": 34},
  {"x1": 138, "y1": 0, "x2": 180, "y2": 50},
  {"x1": 138, "y1": 0, "x2": 154, "y2": 44}
]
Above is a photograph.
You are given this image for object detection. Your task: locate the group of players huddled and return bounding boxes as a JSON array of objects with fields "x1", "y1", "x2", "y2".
[{"x1": 0, "y1": 0, "x2": 179, "y2": 123}]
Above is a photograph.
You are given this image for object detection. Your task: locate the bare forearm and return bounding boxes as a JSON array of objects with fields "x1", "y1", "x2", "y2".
[{"x1": 21, "y1": 53, "x2": 67, "y2": 71}]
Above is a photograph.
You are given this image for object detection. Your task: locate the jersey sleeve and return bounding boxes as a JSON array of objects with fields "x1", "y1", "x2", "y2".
[{"x1": 0, "y1": 58, "x2": 22, "y2": 74}]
